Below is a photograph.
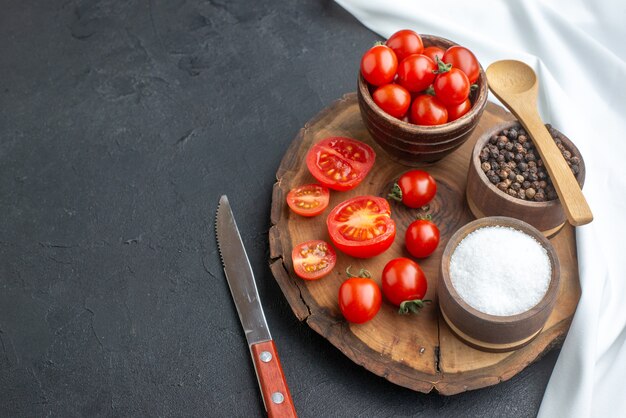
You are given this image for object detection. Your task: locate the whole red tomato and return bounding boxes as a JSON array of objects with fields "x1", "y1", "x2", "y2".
[
  {"x1": 360, "y1": 45, "x2": 398, "y2": 86},
  {"x1": 422, "y1": 46, "x2": 445, "y2": 63},
  {"x1": 306, "y1": 137, "x2": 375, "y2": 191},
  {"x1": 339, "y1": 268, "x2": 382, "y2": 323},
  {"x1": 442, "y1": 46, "x2": 480, "y2": 84},
  {"x1": 381, "y1": 258, "x2": 429, "y2": 314},
  {"x1": 396, "y1": 55, "x2": 436, "y2": 93},
  {"x1": 434, "y1": 68, "x2": 470, "y2": 106},
  {"x1": 447, "y1": 99, "x2": 471, "y2": 122},
  {"x1": 327, "y1": 196, "x2": 396, "y2": 258},
  {"x1": 410, "y1": 95, "x2": 448, "y2": 125},
  {"x1": 405, "y1": 219, "x2": 440, "y2": 258},
  {"x1": 291, "y1": 240, "x2": 336, "y2": 280},
  {"x1": 385, "y1": 29, "x2": 423, "y2": 62},
  {"x1": 372, "y1": 84, "x2": 411, "y2": 118},
  {"x1": 389, "y1": 169, "x2": 437, "y2": 208}
]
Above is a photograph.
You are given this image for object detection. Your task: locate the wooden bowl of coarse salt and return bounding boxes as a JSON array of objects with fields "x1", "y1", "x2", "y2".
[{"x1": 438, "y1": 216, "x2": 560, "y2": 352}]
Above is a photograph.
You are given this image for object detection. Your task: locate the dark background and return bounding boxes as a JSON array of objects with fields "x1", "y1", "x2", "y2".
[{"x1": 0, "y1": 0, "x2": 558, "y2": 416}]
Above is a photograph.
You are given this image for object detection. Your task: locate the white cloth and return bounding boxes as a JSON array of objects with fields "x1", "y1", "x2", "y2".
[{"x1": 335, "y1": 1, "x2": 626, "y2": 416}]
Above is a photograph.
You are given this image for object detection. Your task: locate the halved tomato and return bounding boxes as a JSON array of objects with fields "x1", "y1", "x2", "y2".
[
  {"x1": 286, "y1": 184, "x2": 330, "y2": 217},
  {"x1": 306, "y1": 137, "x2": 375, "y2": 192},
  {"x1": 291, "y1": 240, "x2": 336, "y2": 280},
  {"x1": 326, "y1": 196, "x2": 396, "y2": 258}
]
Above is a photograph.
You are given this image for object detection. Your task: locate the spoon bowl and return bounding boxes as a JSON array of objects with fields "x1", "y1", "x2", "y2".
[{"x1": 487, "y1": 60, "x2": 537, "y2": 95}]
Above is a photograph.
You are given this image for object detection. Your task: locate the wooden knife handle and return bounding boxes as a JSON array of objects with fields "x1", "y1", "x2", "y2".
[{"x1": 250, "y1": 340, "x2": 297, "y2": 418}]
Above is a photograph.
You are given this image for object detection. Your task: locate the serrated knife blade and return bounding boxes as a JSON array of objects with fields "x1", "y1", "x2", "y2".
[{"x1": 215, "y1": 195, "x2": 297, "y2": 418}]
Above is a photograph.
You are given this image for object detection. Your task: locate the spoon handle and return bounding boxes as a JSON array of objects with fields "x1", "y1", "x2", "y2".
[{"x1": 518, "y1": 111, "x2": 593, "y2": 226}]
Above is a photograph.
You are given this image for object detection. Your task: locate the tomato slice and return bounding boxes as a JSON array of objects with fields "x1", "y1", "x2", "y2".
[
  {"x1": 291, "y1": 240, "x2": 336, "y2": 280},
  {"x1": 306, "y1": 137, "x2": 375, "y2": 192},
  {"x1": 286, "y1": 184, "x2": 330, "y2": 217},
  {"x1": 327, "y1": 196, "x2": 396, "y2": 258}
]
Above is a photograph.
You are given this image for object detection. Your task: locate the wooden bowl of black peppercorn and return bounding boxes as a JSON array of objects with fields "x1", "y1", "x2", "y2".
[
  {"x1": 357, "y1": 35, "x2": 489, "y2": 166},
  {"x1": 466, "y1": 121, "x2": 586, "y2": 237}
]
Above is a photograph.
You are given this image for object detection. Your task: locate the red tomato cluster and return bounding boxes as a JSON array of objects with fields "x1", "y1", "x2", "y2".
[{"x1": 360, "y1": 29, "x2": 480, "y2": 126}]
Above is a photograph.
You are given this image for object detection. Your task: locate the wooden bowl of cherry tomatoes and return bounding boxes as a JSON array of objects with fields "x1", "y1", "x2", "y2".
[{"x1": 357, "y1": 31, "x2": 488, "y2": 165}]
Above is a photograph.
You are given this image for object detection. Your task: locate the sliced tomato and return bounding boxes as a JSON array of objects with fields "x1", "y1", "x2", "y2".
[
  {"x1": 291, "y1": 240, "x2": 336, "y2": 280},
  {"x1": 286, "y1": 184, "x2": 330, "y2": 217},
  {"x1": 327, "y1": 196, "x2": 396, "y2": 258},
  {"x1": 306, "y1": 137, "x2": 376, "y2": 192}
]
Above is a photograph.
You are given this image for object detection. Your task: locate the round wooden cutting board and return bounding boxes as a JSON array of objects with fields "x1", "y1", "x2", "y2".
[{"x1": 268, "y1": 93, "x2": 581, "y2": 395}]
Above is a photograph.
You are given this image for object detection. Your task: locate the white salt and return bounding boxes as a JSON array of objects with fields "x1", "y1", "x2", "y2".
[{"x1": 449, "y1": 226, "x2": 551, "y2": 316}]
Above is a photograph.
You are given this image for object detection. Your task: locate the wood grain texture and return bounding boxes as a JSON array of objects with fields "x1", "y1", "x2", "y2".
[
  {"x1": 250, "y1": 340, "x2": 297, "y2": 418},
  {"x1": 486, "y1": 60, "x2": 593, "y2": 226},
  {"x1": 466, "y1": 120, "x2": 586, "y2": 236},
  {"x1": 269, "y1": 93, "x2": 581, "y2": 395}
]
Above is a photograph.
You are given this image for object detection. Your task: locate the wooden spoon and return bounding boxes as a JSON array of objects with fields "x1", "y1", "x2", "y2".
[{"x1": 486, "y1": 60, "x2": 593, "y2": 226}]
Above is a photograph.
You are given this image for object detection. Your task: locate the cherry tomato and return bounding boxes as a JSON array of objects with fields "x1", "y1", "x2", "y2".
[
  {"x1": 360, "y1": 45, "x2": 398, "y2": 86},
  {"x1": 396, "y1": 55, "x2": 436, "y2": 93},
  {"x1": 410, "y1": 95, "x2": 448, "y2": 125},
  {"x1": 385, "y1": 30, "x2": 423, "y2": 63},
  {"x1": 389, "y1": 169, "x2": 437, "y2": 208},
  {"x1": 447, "y1": 99, "x2": 472, "y2": 122},
  {"x1": 405, "y1": 219, "x2": 440, "y2": 258},
  {"x1": 292, "y1": 240, "x2": 336, "y2": 280},
  {"x1": 286, "y1": 184, "x2": 330, "y2": 217},
  {"x1": 442, "y1": 46, "x2": 480, "y2": 84},
  {"x1": 372, "y1": 84, "x2": 411, "y2": 118},
  {"x1": 306, "y1": 137, "x2": 375, "y2": 192},
  {"x1": 327, "y1": 196, "x2": 396, "y2": 258},
  {"x1": 339, "y1": 269, "x2": 382, "y2": 323},
  {"x1": 434, "y1": 68, "x2": 470, "y2": 106},
  {"x1": 381, "y1": 258, "x2": 429, "y2": 314},
  {"x1": 422, "y1": 46, "x2": 445, "y2": 63}
]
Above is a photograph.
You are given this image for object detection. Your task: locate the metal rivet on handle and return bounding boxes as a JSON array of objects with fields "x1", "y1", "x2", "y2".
[
  {"x1": 259, "y1": 351, "x2": 272, "y2": 363},
  {"x1": 271, "y1": 392, "x2": 284, "y2": 404}
]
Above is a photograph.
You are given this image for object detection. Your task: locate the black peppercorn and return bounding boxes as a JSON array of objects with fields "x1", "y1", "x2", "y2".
[
  {"x1": 522, "y1": 181, "x2": 531, "y2": 189},
  {"x1": 528, "y1": 173, "x2": 539, "y2": 182},
  {"x1": 507, "y1": 128, "x2": 518, "y2": 140},
  {"x1": 489, "y1": 175, "x2": 500, "y2": 184},
  {"x1": 534, "y1": 191, "x2": 546, "y2": 202}
]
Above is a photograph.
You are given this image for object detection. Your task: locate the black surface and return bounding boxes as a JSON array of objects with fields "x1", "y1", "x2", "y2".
[{"x1": 0, "y1": 0, "x2": 559, "y2": 416}]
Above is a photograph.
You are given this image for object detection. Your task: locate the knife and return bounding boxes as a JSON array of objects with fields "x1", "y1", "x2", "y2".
[{"x1": 215, "y1": 195, "x2": 297, "y2": 418}]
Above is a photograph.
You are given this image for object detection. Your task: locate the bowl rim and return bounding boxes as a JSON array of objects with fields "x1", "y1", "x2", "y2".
[
  {"x1": 470, "y1": 120, "x2": 586, "y2": 209},
  {"x1": 440, "y1": 216, "x2": 560, "y2": 324},
  {"x1": 358, "y1": 34, "x2": 489, "y2": 138}
]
